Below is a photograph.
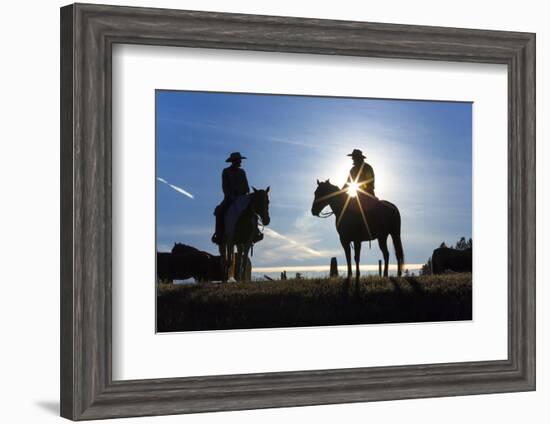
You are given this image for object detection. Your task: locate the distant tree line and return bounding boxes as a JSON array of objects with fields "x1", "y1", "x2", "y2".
[{"x1": 420, "y1": 237, "x2": 472, "y2": 275}]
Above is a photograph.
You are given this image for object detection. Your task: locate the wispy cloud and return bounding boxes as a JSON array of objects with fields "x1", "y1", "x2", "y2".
[
  {"x1": 263, "y1": 227, "x2": 322, "y2": 257},
  {"x1": 160, "y1": 117, "x2": 328, "y2": 151},
  {"x1": 157, "y1": 225, "x2": 211, "y2": 238},
  {"x1": 293, "y1": 211, "x2": 318, "y2": 232},
  {"x1": 267, "y1": 136, "x2": 320, "y2": 149},
  {"x1": 157, "y1": 177, "x2": 194, "y2": 199}
]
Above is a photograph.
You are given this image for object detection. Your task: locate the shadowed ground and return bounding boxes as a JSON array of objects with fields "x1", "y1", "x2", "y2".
[{"x1": 156, "y1": 273, "x2": 472, "y2": 332}]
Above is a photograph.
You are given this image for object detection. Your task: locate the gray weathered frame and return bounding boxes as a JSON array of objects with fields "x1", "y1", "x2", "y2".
[{"x1": 60, "y1": 3, "x2": 536, "y2": 421}]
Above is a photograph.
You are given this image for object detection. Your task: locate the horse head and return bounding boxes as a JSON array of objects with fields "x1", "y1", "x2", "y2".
[
  {"x1": 171, "y1": 243, "x2": 200, "y2": 255},
  {"x1": 311, "y1": 179, "x2": 339, "y2": 216},
  {"x1": 251, "y1": 186, "x2": 271, "y2": 226},
  {"x1": 171, "y1": 242, "x2": 184, "y2": 254}
]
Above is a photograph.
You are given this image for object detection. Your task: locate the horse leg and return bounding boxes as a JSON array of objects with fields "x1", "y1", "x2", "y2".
[
  {"x1": 390, "y1": 231, "x2": 405, "y2": 277},
  {"x1": 353, "y1": 240, "x2": 361, "y2": 285},
  {"x1": 233, "y1": 245, "x2": 239, "y2": 281},
  {"x1": 378, "y1": 235, "x2": 390, "y2": 277},
  {"x1": 341, "y1": 237, "x2": 352, "y2": 282},
  {"x1": 240, "y1": 245, "x2": 251, "y2": 282},
  {"x1": 236, "y1": 245, "x2": 244, "y2": 281},
  {"x1": 226, "y1": 243, "x2": 233, "y2": 282},
  {"x1": 219, "y1": 243, "x2": 227, "y2": 282},
  {"x1": 223, "y1": 244, "x2": 229, "y2": 282},
  {"x1": 227, "y1": 243, "x2": 235, "y2": 281}
]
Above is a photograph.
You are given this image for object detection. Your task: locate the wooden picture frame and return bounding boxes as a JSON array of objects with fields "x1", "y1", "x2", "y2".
[{"x1": 60, "y1": 3, "x2": 535, "y2": 420}]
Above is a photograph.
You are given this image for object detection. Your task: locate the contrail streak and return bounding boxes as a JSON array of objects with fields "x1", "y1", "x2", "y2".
[
  {"x1": 263, "y1": 227, "x2": 322, "y2": 257},
  {"x1": 157, "y1": 177, "x2": 194, "y2": 199}
]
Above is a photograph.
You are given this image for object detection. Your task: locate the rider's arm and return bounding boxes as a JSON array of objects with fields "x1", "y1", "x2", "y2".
[
  {"x1": 222, "y1": 169, "x2": 230, "y2": 197},
  {"x1": 242, "y1": 169, "x2": 250, "y2": 194},
  {"x1": 366, "y1": 164, "x2": 375, "y2": 188}
]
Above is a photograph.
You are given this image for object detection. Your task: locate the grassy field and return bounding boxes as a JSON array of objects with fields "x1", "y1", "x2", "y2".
[{"x1": 156, "y1": 273, "x2": 472, "y2": 332}]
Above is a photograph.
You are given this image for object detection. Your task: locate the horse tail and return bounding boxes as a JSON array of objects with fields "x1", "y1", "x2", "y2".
[
  {"x1": 390, "y1": 206, "x2": 404, "y2": 276},
  {"x1": 391, "y1": 232, "x2": 404, "y2": 277}
]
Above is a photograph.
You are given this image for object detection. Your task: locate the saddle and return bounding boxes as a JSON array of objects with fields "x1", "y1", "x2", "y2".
[
  {"x1": 346, "y1": 192, "x2": 381, "y2": 229},
  {"x1": 224, "y1": 195, "x2": 252, "y2": 239},
  {"x1": 213, "y1": 194, "x2": 264, "y2": 245}
]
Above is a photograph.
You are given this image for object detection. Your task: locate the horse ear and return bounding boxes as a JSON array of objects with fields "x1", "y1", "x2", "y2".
[
  {"x1": 252, "y1": 186, "x2": 257, "y2": 192},
  {"x1": 266, "y1": 186, "x2": 270, "y2": 193},
  {"x1": 317, "y1": 179, "x2": 320, "y2": 185},
  {"x1": 327, "y1": 178, "x2": 330, "y2": 183}
]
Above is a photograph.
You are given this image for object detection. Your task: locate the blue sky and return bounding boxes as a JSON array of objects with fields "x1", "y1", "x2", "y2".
[{"x1": 156, "y1": 90, "x2": 472, "y2": 269}]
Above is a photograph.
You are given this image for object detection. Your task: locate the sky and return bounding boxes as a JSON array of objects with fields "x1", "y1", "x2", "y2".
[{"x1": 156, "y1": 90, "x2": 472, "y2": 270}]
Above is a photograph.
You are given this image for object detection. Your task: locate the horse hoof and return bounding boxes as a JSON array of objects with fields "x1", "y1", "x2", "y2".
[{"x1": 228, "y1": 277, "x2": 237, "y2": 283}]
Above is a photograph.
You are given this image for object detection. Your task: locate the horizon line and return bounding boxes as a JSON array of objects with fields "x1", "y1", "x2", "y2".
[{"x1": 252, "y1": 264, "x2": 423, "y2": 273}]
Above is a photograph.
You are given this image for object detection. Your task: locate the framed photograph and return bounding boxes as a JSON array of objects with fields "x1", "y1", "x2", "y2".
[
  {"x1": 154, "y1": 90, "x2": 474, "y2": 333},
  {"x1": 60, "y1": 3, "x2": 535, "y2": 420}
]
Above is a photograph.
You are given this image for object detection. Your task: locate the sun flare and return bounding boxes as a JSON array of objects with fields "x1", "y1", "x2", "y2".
[{"x1": 347, "y1": 181, "x2": 359, "y2": 197}]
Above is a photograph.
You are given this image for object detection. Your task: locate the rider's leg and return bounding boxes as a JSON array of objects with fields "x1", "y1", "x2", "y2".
[
  {"x1": 212, "y1": 200, "x2": 229, "y2": 244},
  {"x1": 213, "y1": 212, "x2": 222, "y2": 243}
]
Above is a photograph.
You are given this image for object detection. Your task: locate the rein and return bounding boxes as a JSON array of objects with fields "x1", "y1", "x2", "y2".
[
  {"x1": 318, "y1": 211, "x2": 334, "y2": 218},
  {"x1": 250, "y1": 193, "x2": 268, "y2": 256},
  {"x1": 314, "y1": 193, "x2": 335, "y2": 218}
]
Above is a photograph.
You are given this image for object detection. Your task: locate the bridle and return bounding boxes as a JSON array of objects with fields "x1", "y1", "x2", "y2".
[
  {"x1": 314, "y1": 188, "x2": 335, "y2": 218},
  {"x1": 249, "y1": 191, "x2": 269, "y2": 256},
  {"x1": 318, "y1": 210, "x2": 334, "y2": 218},
  {"x1": 251, "y1": 191, "x2": 269, "y2": 226}
]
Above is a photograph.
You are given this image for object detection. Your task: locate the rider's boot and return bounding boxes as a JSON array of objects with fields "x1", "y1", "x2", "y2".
[{"x1": 212, "y1": 212, "x2": 223, "y2": 244}]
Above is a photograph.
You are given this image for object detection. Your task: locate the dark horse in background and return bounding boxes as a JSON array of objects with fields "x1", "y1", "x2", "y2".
[
  {"x1": 311, "y1": 179, "x2": 404, "y2": 283},
  {"x1": 220, "y1": 187, "x2": 271, "y2": 282},
  {"x1": 157, "y1": 243, "x2": 223, "y2": 282},
  {"x1": 431, "y1": 247, "x2": 472, "y2": 274}
]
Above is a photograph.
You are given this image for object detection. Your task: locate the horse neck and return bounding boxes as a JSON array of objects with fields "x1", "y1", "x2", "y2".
[
  {"x1": 235, "y1": 193, "x2": 255, "y2": 224},
  {"x1": 326, "y1": 187, "x2": 345, "y2": 216},
  {"x1": 246, "y1": 193, "x2": 256, "y2": 215},
  {"x1": 250, "y1": 192, "x2": 268, "y2": 218}
]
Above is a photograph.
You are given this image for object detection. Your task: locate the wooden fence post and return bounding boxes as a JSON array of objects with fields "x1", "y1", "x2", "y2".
[{"x1": 330, "y1": 257, "x2": 339, "y2": 278}]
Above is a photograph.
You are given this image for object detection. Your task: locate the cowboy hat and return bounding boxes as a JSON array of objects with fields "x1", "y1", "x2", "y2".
[
  {"x1": 225, "y1": 152, "x2": 247, "y2": 162},
  {"x1": 347, "y1": 149, "x2": 366, "y2": 159}
]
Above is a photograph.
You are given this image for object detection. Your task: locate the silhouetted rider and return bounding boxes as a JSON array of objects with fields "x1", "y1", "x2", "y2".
[
  {"x1": 344, "y1": 149, "x2": 376, "y2": 197},
  {"x1": 223, "y1": 152, "x2": 250, "y2": 199},
  {"x1": 212, "y1": 152, "x2": 249, "y2": 244}
]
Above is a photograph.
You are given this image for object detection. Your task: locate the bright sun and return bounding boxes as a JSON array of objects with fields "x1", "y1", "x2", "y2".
[{"x1": 347, "y1": 181, "x2": 359, "y2": 197}]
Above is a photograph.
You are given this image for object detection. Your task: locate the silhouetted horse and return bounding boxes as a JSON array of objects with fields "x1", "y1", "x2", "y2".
[
  {"x1": 220, "y1": 187, "x2": 270, "y2": 282},
  {"x1": 157, "y1": 252, "x2": 174, "y2": 281},
  {"x1": 157, "y1": 243, "x2": 223, "y2": 282},
  {"x1": 311, "y1": 179, "x2": 404, "y2": 283},
  {"x1": 431, "y1": 247, "x2": 472, "y2": 274}
]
